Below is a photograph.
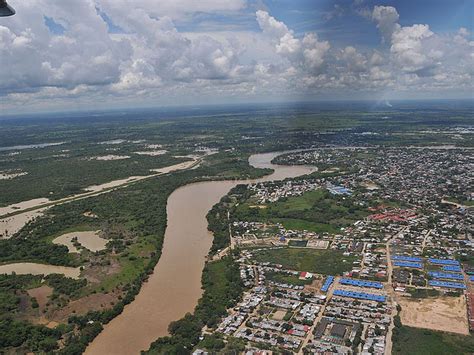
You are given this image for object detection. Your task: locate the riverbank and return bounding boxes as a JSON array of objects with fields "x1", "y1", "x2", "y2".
[
  {"x1": 85, "y1": 152, "x2": 315, "y2": 355},
  {"x1": 0, "y1": 157, "x2": 202, "y2": 238}
]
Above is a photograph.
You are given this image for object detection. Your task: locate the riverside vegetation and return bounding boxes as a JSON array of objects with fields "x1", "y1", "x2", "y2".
[{"x1": 1, "y1": 101, "x2": 473, "y2": 353}]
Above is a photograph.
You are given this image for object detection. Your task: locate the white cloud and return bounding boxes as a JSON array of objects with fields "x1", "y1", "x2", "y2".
[
  {"x1": 390, "y1": 24, "x2": 434, "y2": 73},
  {"x1": 256, "y1": 10, "x2": 290, "y2": 39},
  {"x1": 372, "y1": 5, "x2": 400, "y2": 42},
  {"x1": 339, "y1": 46, "x2": 367, "y2": 72},
  {"x1": 0, "y1": 0, "x2": 131, "y2": 94},
  {"x1": 372, "y1": 5, "x2": 473, "y2": 88},
  {"x1": 0, "y1": 2, "x2": 472, "y2": 112},
  {"x1": 255, "y1": 11, "x2": 330, "y2": 75}
]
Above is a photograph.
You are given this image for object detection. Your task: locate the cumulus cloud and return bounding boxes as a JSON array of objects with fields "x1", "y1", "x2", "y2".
[
  {"x1": 0, "y1": 2, "x2": 472, "y2": 112},
  {"x1": 0, "y1": 0, "x2": 249, "y2": 97},
  {"x1": 372, "y1": 5, "x2": 473, "y2": 87},
  {"x1": 0, "y1": 0, "x2": 131, "y2": 94},
  {"x1": 256, "y1": 10, "x2": 330, "y2": 74},
  {"x1": 256, "y1": 10, "x2": 290, "y2": 39},
  {"x1": 372, "y1": 5, "x2": 400, "y2": 42},
  {"x1": 338, "y1": 46, "x2": 367, "y2": 72}
]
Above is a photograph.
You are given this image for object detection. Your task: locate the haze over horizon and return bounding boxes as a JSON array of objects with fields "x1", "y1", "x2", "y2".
[{"x1": 0, "y1": 0, "x2": 473, "y2": 114}]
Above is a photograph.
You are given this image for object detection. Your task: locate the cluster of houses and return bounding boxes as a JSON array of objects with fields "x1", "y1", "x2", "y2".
[
  {"x1": 248, "y1": 180, "x2": 320, "y2": 203},
  {"x1": 212, "y1": 242, "x2": 395, "y2": 354},
  {"x1": 196, "y1": 146, "x2": 472, "y2": 354}
]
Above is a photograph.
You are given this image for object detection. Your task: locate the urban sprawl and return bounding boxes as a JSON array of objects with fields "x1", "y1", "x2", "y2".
[{"x1": 196, "y1": 147, "x2": 473, "y2": 354}]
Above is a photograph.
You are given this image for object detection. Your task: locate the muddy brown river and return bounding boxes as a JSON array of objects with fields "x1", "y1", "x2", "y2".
[{"x1": 86, "y1": 152, "x2": 315, "y2": 355}]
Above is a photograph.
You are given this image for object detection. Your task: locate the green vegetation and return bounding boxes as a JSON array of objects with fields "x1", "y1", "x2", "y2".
[
  {"x1": 219, "y1": 336, "x2": 246, "y2": 353},
  {"x1": 458, "y1": 253, "x2": 474, "y2": 267},
  {"x1": 91, "y1": 236, "x2": 157, "y2": 293},
  {"x1": 235, "y1": 189, "x2": 368, "y2": 234},
  {"x1": 0, "y1": 239, "x2": 74, "y2": 266},
  {"x1": 407, "y1": 287, "x2": 440, "y2": 299},
  {"x1": 283, "y1": 311, "x2": 293, "y2": 322},
  {"x1": 0, "y1": 274, "x2": 42, "y2": 314},
  {"x1": 392, "y1": 304, "x2": 474, "y2": 355},
  {"x1": 1, "y1": 103, "x2": 473, "y2": 353},
  {"x1": 253, "y1": 248, "x2": 357, "y2": 275},
  {"x1": 0, "y1": 140, "x2": 271, "y2": 353},
  {"x1": 0, "y1": 274, "x2": 69, "y2": 352},
  {"x1": 0, "y1": 318, "x2": 63, "y2": 352},
  {"x1": 288, "y1": 239, "x2": 308, "y2": 247},
  {"x1": 146, "y1": 256, "x2": 243, "y2": 353},
  {"x1": 197, "y1": 334, "x2": 225, "y2": 352},
  {"x1": 392, "y1": 326, "x2": 474, "y2": 355},
  {"x1": 207, "y1": 184, "x2": 252, "y2": 255},
  {"x1": 266, "y1": 271, "x2": 311, "y2": 286},
  {"x1": 277, "y1": 218, "x2": 338, "y2": 234},
  {"x1": 0, "y1": 151, "x2": 187, "y2": 206},
  {"x1": 3, "y1": 102, "x2": 471, "y2": 207},
  {"x1": 44, "y1": 274, "x2": 87, "y2": 297}
]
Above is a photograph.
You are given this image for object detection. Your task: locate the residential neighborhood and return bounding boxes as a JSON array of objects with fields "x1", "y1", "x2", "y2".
[{"x1": 196, "y1": 147, "x2": 473, "y2": 354}]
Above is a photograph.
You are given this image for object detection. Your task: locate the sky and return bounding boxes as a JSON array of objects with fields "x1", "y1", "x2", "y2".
[{"x1": 0, "y1": 0, "x2": 473, "y2": 114}]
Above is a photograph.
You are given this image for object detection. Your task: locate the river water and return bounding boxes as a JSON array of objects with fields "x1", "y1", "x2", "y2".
[
  {"x1": 86, "y1": 152, "x2": 315, "y2": 355},
  {"x1": 0, "y1": 262, "x2": 80, "y2": 279}
]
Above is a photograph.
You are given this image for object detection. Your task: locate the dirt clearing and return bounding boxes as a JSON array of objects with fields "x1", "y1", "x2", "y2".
[{"x1": 398, "y1": 294, "x2": 469, "y2": 335}]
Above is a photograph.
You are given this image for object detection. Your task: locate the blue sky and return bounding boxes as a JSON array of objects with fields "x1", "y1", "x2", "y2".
[
  {"x1": 175, "y1": 0, "x2": 473, "y2": 44},
  {"x1": 1, "y1": 0, "x2": 473, "y2": 113}
]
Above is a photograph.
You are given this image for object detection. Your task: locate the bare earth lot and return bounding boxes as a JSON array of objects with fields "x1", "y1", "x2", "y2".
[
  {"x1": 272, "y1": 310, "x2": 287, "y2": 320},
  {"x1": 398, "y1": 295, "x2": 469, "y2": 335}
]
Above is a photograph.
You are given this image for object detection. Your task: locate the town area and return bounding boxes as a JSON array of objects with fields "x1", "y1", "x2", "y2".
[{"x1": 196, "y1": 146, "x2": 473, "y2": 354}]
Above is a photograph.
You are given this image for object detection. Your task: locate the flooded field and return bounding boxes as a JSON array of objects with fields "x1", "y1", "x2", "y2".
[
  {"x1": 134, "y1": 150, "x2": 168, "y2": 156},
  {"x1": 0, "y1": 142, "x2": 65, "y2": 152},
  {"x1": 86, "y1": 152, "x2": 315, "y2": 355},
  {"x1": 0, "y1": 262, "x2": 81, "y2": 279},
  {"x1": 93, "y1": 155, "x2": 131, "y2": 161},
  {"x1": 52, "y1": 230, "x2": 107, "y2": 253},
  {"x1": 0, "y1": 208, "x2": 46, "y2": 239},
  {"x1": 0, "y1": 197, "x2": 50, "y2": 216},
  {"x1": 0, "y1": 171, "x2": 28, "y2": 180},
  {"x1": 150, "y1": 159, "x2": 197, "y2": 174},
  {"x1": 0, "y1": 157, "x2": 201, "y2": 236}
]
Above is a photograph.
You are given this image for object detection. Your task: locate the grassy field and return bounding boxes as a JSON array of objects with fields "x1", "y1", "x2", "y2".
[
  {"x1": 406, "y1": 288, "x2": 440, "y2": 299},
  {"x1": 274, "y1": 218, "x2": 338, "y2": 234},
  {"x1": 90, "y1": 237, "x2": 157, "y2": 293},
  {"x1": 266, "y1": 271, "x2": 312, "y2": 286},
  {"x1": 276, "y1": 189, "x2": 327, "y2": 210},
  {"x1": 392, "y1": 326, "x2": 474, "y2": 355},
  {"x1": 287, "y1": 239, "x2": 308, "y2": 247},
  {"x1": 235, "y1": 189, "x2": 368, "y2": 234},
  {"x1": 253, "y1": 248, "x2": 357, "y2": 275}
]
